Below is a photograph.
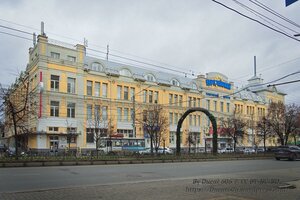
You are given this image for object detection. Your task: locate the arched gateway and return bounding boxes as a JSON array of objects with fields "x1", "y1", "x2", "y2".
[{"x1": 176, "y1": 108, "x2": 218, "y2": 155}]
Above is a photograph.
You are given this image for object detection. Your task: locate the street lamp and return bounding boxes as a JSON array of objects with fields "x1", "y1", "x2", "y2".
[{"x1": 294, "y1": 33, "x2": 300, "y2": 37}]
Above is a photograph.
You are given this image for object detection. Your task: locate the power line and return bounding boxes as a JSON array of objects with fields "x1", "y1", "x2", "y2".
[
  {"x1": 267, "y1": 79, "x2": 300, "y2": 87},
  {"x1": 232, "y1": 0, "x2": 299, "y2": 34},
  {"x1": 249, "y1": 0, "x2": 300, "y2": 29},
  {"x1": 0, "y1": 31, "x2": 32, "y2": 41},
  {"x1": 0, "y1": 24, "x2": 33, "y2": 35},
  {"x1": 212, "y1": 0, "x2": 300, "y2": 42}
]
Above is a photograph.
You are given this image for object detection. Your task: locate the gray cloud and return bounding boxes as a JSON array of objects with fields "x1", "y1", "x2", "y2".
[{"x1": 0, "y1": 0, "x2": 299, "y2": 104}]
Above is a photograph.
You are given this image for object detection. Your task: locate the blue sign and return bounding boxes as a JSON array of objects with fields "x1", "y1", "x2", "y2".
[
  {"x1": 286, "y1": 0, "x2": 298, "y2": 6},
  {"x1": 206, "y1": 79, "x2": 231, "y2": 90}
]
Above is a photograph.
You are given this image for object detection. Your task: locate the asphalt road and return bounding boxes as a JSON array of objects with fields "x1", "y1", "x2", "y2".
[{"x1": 1, "y1": 159, "x2": 300, "y2": 200}]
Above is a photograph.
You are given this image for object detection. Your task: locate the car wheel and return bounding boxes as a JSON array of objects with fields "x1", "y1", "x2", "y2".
[
  {"x1": 288, "y1": 154, "x2": 296, "y2": 161},
  {"x1": 275, "y1": 157, "x2": 280, "y2": 160}
]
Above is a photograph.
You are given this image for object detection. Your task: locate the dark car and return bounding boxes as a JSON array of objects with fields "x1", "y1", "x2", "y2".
[{"x1": 274, "y1": 146, "x2": 300, "y2": 161}]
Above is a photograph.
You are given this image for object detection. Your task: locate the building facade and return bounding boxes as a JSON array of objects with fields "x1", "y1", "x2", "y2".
[{"x1": 4, "y1": 33, "x2": 285, "y2": 152}]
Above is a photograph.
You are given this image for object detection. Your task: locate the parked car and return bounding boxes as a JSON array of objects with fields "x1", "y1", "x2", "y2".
[
  {"x1": 257, "y1": 148, "x2": 265, "y2": 153},
  {"x1": 218, "y1": 147, "x2": 234, "y2": 153},
  {"x1": 157, "y1": 147, "x2": 174, "y2": 155},
  {"x1": 243, "y1": 148, "x2": 256, "y2": 154},
  {"x1": 138, "y1": 148, "x2": 151, "y2": 155},
  {"x1": 274, "y1": 146, "x2": 300, "y2": 161}
]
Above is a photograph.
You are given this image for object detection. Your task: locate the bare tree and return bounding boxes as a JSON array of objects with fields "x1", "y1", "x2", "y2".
[
  {"x1": 267, "y1": 102, "x2": 299, "y2": 146},
  {"x1": 142, "y1": 104, "x2": 168, "y2": 154},
  {"x1": 219, "y1": 109, "x2": 247, "y2": 151},
  {"x1": 186, "y1": 131, "x2": 196, "y2": 154},
  {"x1": 0, "y1": 72, "x2": 37, "y2": 159},
  {"x1": 256, "y1": 116, "x2": 273, "y2": 151}
]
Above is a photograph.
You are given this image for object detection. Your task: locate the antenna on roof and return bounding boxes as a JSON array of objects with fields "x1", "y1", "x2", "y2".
[
  {"x1": 106, "y1": 44, "x2": 109, "y2": 61},
  {"x1": 84, "y1": 38, "x2": 88, "y2": 47},
  {"x1": 41, "y1": 21, "x2": 45, "y2": 36}
]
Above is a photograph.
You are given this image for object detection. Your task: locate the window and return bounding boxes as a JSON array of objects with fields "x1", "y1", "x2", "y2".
[
  {"x1": 91, "y1": 62, "x2": 102, "y2": 71},
  {"x1": 194, "y1": 115, "x2": 197, "y2": 126},
  {"x1": 67, "y1": 128, "x2": 77, "y2": 143},
  {"x1": 169, "y1": 94, "x2": 173, "y2": 105},
  {"x1": 67, "y1": 78, "x2": 75, "y2": 94},
  {"x1": 214, "y1": 101, "x2": 217, "y2": 111},
  {"x1": 154, "y1": 91, "x2": 158, "y2": 103},
  {"x1": 117, "y1": 107, "x2": 122, "y2": 121},
  {"x1": 49, "y1": 127, "x2": 59, "y2": 132},
  {"x1": 143, "y1": 90, "x2": 147, "y2": 103},
  {"x1": 169, "y1": 132, "x2": 175, "y2": 144},
  {"x1": 102, "y1": 106, "x2": 108, "y2": 120},
  {"x1": 67, "y1": 103, "x2": 75, "y2": 118},
  {"x1": 130, "y1": 108, "x2": 134, "y2": 120},
  {"x1": 50, "y1": 75, "x2": 59, "y2": 91},
  {"x1": 87, "y1": 104, "x2": 92, "y2": 120},
  {"x1": 146, "y1": 74, "x2": 155, "y2": 82},
  {"x1": 198, "y1": 115, "x2": 201, "y2": 126},
  {"x1": 67, "y1": 56, "x2": 76, "y2": 62},
  {"x1": 130, "y1": 87, "x2": 135, "y2": 100},
  {"x1": 50, "y1": 52, "x2": 60, "y2": 59},
  {"x1": 192, "y1": 83, "x2": 197, "y2": 90},
  {"x1": 220, "y1": 102, "x2": 224, "y2": 112},
  {"x1": 50, "y1": 101, "x2": 59, "y2": 117},
  {"x1": 124, "y1": 108, "x2": 129, "y2": 121},
  {"x1": 102, "y1": 83, "x2": 107, "y2": 97},
  {"x1": 149, "y1": 90, "x2": 153, "y2": 103},
  {"x1": 87, "y1": 81, "x2": 92, "y2": 96},
  {"x1": 174, "y1": 94, "x2": 178, "y2": 106},
  {"x1": 174, "y1": 113, "x2": 178, "y2": 124},
  {"x1": 207, "y1": 100, "x2": 210, "y2": 110},
  {"x1": 94, "y1": 105, "x2": 100, "y2": 120},
  {"x1": 197, "y1": 98, "x2": 201, "y2": 107},
  {"x1": 124, "y1": 86, "x2": 129, "y2": 100},
  {"x1": 120, "y1": 69, "x2": 132, "y2": 77},
  {"x1": 171, "y1": 79, "x2": 180, "y2": 86},
  {"x1": 179, "y1": 95, "x2": 183, "y2": 106},
  {"x1": 95, "y1": 82, "x2": 100, "y2": 97},
  {"x1": 189, "y1": 115, "x2": 193, "y2": 125},
  {"x1": 188, "y1": 97, "x2": 192, "y2": 107},
  {"x1": 193, "y1": 97, "x2": 196, "y2": 107},
  {"x1": 169, "y1": 113, "x2": 173, "y2": 125},
  {"x1": 86, "y1": 128, "x2": 94, "y2": 143},
  {"x1": 117, "y1": 85, "x2": 122, "y2": 99}
]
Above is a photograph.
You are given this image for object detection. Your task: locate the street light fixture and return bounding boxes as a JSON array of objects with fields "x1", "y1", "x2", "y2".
[{"x1": 294, "y1": 33, "x2": 300, "y2": 37}]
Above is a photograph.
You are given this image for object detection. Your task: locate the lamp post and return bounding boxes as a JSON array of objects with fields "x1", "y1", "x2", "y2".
[{"x1": 294, "y1": 34, "x2": 300, "y2": 37}]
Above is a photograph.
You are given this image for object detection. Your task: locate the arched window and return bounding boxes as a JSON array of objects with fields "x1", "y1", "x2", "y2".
[
  {"x1": 91, "y1": 62, "x2": 103, "y2": 72},
  {"x1": 145, "y1": 74, "x2": 156, "y2": 82},
  {"x1": 171, "y1": 79, "x2": 180, "y2": 86},
  {"x1": 192, "y1": 83, "x2": 197, "y2": 90},
  {"x1": 120, "y1": 69, "x2": 132, "y2": 77}
]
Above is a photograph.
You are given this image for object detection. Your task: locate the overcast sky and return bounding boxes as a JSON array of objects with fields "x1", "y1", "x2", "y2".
[{"x1": 0, "y1": 0, "x2": 299, "y2": 105}]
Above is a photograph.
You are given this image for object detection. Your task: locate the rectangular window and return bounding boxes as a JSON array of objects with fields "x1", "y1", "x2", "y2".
[
  {"x1": 94, "y1": 82, "x2": 100, "y2": 97},
  {"x1": 86, "y1": 128, "x2": 94, "y2": 143},
  {"x1": 188, "y1": 97, "x2": 192, "y2": 107},
  {"x1": 49, "y1": 127, "x2": 59, "y2": 132},
  {"x1": 189, "y1": 115, "x2": 193, "y2": 125},
  {"x1": 174, "y1": 113, "x2": 178, "y2": 124},
  {"x1": 154, "y1": 91, "x2": 158, "y2": 104},
  {"x1": 87, "y1": 81, "x2": 92, "y2": 96},
  {"x1": 169, "y1": 94, "x2": 173, "y2": 105},
  {"x1": 143, "y1": 90, "x2": 147, "y2": 103},
  {"x1": 124, "y1": 108, "x2": 129, "y2": 121},
  {"x1": 67, "y1": 55, "x2": 76, "y2": 62},
  {"x1": 207, "y1": 100, "x2": 210, "y2": 110},
  {"x1": 50, "y1": 52, "x2": 60, "y2": 59},
  {"x1": 214, "y1": 101, "x2": 217, "y2": 111},
  {"x1": 179, "y1": 95, "x2": 183, "y2": 106},
  {"x1": 169, "y1": 132, "x2": 175, "y2": 144},
  {"x1": 197, "y1": 98, "x2": 201, "y2": 107},
  {"x1": 193, "y1": 97, "x2": 196, "y2": 107},
  {"x1": 102, "y1": 83, "x2": 107, "y2": 97},
  {"x1": 194, "y1": 115, "x2": 197, "y2": 126},
  {"x1": 67, "y1": 102, "x2": 75, "y2": 118},
  {"x1": 130, "y1": 108, "x2": 134, "y2": 120},
  {"x1": 124, "y1": 86, "x2": 129, "y2": 100},
  {"x1": 50, "y1": 75, "x2": 59, "y2": 91},
  {"x1": 220, "y1": 102, "x2": 224, "y2": 112},
  {"x1": 130, "y1": 87, "x2": 135, "y2": 100},
  {"x1": 149, "y1": 90, "x2": 153, "y2": 103},
  {"x1": 87, "y1": 104, "x2": 92, "y2": 120},
  {"x1": 94, "y1": 105, "x2": 100, "y2": 120},
  {"x1": 174, "y1": 94, "x2": 178, "y2": 106},
  {"x1": 117, "y1": 85, "x2": 122, "y2": 99},
  {"x1": 67, "y1": 77, "x2": 76, "y2": 94},
  {"x1": 50, "y1": 101, "x2": 59, "y2": 117},
  {"x1": 198, "y1": 115, "x2": 201, "y2": 126},
  {"x1": 102, "y1": 106, "x2": 108, "y2": 120},
  {"x1": 169, "y1": 113, "x2": 173, "y2": 125},
  {"x1": 117, "y1": 107, "x2": 122, "y2": 121}
]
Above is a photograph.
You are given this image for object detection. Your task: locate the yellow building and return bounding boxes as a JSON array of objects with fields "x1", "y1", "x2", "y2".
[{"x1": 5, "y1": 33, "x2": 285, "y2": 153}]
